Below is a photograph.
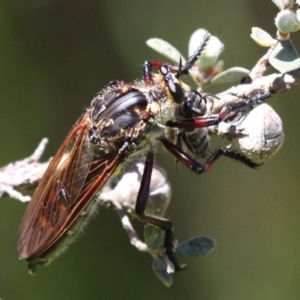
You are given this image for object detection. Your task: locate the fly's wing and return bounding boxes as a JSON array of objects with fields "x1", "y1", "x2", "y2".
[{"x1": 17, "y1": 112, "x2": 124, "y2": 260}]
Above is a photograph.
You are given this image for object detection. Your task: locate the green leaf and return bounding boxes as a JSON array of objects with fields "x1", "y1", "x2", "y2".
[
  {"x1": 146, "y1": 38, "x2": 186, "y2": 64},
  {"x1": 152, "y1": 256, "x2": 173, "y2": 287},
  {"x1": 144, "y1": 225, "x2": 165, "y2": 250},
  {"x1": 251, "y1": 27, "x2": 277, "y2": 47},
  {"x1": 176, "y1": 236, "x2": 216, "y2": 257},
  {"x1": 269, "y1": 38, "x2": 300, "y2": 72},
  {"x1": 188, "y1": 29, "x2": 224, "y2": 71},
  {"x1": 211, "y1": 67, "x2": 250, "y2": 84}
]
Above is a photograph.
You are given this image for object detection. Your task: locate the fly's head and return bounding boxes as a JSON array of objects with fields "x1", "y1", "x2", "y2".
[{"x1": 149, "y1": 65, "x2": 202, "y2": 128}]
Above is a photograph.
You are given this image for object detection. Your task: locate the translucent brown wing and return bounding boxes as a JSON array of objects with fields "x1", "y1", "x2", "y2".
[{"x1": 17, "y1": 112, "x2": 124, "y2": 260}]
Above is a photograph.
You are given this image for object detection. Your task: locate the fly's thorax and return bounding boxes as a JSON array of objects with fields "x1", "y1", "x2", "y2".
[
  {"x1": 87, "y1": 81, "x2": 166, "y2": 190},
  {"x1": 88, "y1": 84, "x2": 156, "y2": 153},
  {"x1": 91, "y1": 84, "x2": 151, "y2": 127}
]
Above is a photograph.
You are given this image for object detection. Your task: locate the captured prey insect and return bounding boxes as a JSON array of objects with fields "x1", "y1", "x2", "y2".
[{"x1": 17, "y1": 33, "x2": 261, "y2": 274}]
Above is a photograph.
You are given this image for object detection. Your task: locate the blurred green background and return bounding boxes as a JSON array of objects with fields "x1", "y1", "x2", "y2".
[{"x1": 1, "y1": 0, "x2": 300, "y2": 299}]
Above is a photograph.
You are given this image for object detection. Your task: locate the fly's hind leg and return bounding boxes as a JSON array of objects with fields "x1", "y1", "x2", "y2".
[{"x1": 135, "y1": 151, "x2": 185, "y2": 271}]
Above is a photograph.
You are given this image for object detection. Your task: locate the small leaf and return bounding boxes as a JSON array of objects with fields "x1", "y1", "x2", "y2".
[
  {"x1": 146, "y1": 38, "x2": 186, "y2": 64},
  {"x1": 269, "y1": 38, "x2": 300, "y2": 72},
  {"x1": 152, "y1": 256, "x2": 173, "y2": 287},
  {"x1": 251, "y1": 27, "x2": 277, "y2": 47},
  {"x1": 188, "y1": 29, "x2": 224, "y2": 71},
  {"x1": 144, "y1": 225, "x2": 164, "y2": 250},
  {"x1": 211, "y1": 67, "x2": 250, "y2": 84},
  {"x1": 176, "y1": 236, "x2": 216, "y2": 257}
]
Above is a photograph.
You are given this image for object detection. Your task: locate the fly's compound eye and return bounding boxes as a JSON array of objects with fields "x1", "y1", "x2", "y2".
[
  {"x1": 181, "y1": 91, "x2": 207, "y2": 117},
  {"x1": 160, "y1": 65, "x2": 184, "y2": 104}
]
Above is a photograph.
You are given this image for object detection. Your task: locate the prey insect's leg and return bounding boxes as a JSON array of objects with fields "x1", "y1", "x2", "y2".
[
  {"x1": 135, "y1": 151, "x2": 184, "y2": 271},
  {"x1": 158, "y1": 136, "x2": 260, "y2": 173},
  {"x1": 166, "y1": 91, "x2": 272, "y2": 130},
  {"x1": 228, "y1": 90, "x2": 272, "y2": 112}
]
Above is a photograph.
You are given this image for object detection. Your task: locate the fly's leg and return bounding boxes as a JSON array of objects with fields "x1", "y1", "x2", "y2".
[
  {"x1": 135, "y1": 151, "x2": 185, "y2": 271},
  {"x1": 142, "y1": 33, "x2": 211, "y2": 86}
]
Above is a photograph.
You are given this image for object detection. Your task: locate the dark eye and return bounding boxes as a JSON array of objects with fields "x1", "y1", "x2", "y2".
[
  {"x1": 160, "y1": 65, "x2": 184, "y2": 104},
  {"x1": 167, "y1": 80, "x2": 184, "y2": 104},
  {"x1": 182, "y1": 91, "x2": 207, "y2": 117}
]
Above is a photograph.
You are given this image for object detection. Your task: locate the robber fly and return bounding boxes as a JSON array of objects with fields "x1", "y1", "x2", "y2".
[{"x1": 17, "y1": 33, "x2": 260, "y2": 273}]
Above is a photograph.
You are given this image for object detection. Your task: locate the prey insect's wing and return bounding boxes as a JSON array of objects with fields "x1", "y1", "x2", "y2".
[{"x1": 17, "y1": 112, "x2": 124, "y2": 260}]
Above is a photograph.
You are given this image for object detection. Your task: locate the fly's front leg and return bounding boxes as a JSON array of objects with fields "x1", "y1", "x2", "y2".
[
  {"x1": 142, "y1": 61, "x2": 155, "y2": 86},
  {"x1": 142, "y1": 60, "x2": 180, "y2": 87},
  {"x1": 135, "y1": 151, "x2": 184, "y2": 271},
  {"x1": 142, "y1": 61, "x2": 168, "y2": 86},
  {"x1": 166, "y1": 107, "x2": 231, "y2": 129}
]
